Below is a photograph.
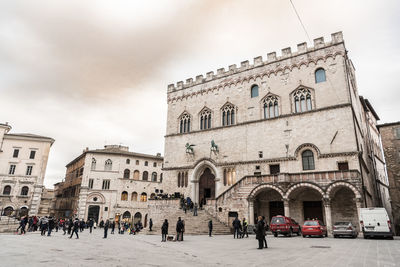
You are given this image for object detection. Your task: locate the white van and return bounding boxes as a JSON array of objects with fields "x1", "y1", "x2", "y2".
[{"x1": 359, "y1": 208, "x2": 394, "y2": 239}]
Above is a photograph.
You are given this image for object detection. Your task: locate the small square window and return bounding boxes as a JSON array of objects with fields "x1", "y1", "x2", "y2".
[
  {"x1": 29, "y1": 150, "x2": 36, "y2": 159},
  {"x1": 270, "y1": 164, "x2": 280, "y2": 175},
  {"x1": 395, "y1": 127, "x2": 400, "y2": 139},
  {"x1": 255, "y1": 165, "x2": 260, "y2": 170},
  {"x1": 258, "y1": 151, "x2": 263, "y2": 158},
  {"x1": 338, "y1": 162, "x2": 349, "y2": 171},
  {"x1": 13, "y1": 149, "x2": 19, "y2": 158},
  {"x1": 104, "y1": 207, "x2": 108, "y2": 211},
  {"x1": 145, "y1": 161, "x2": 148, "y2": 166},
  {"x1": 26, "y1": 166, "x2": 33, "y2": 176},
  {"x1": 153, "y1": 162, "x2": 157, "y2": 167}
]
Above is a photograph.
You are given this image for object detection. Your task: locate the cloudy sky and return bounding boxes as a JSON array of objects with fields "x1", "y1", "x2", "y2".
[{"x1": 1, "y1": 0, "x2": 399, "y2": 187}]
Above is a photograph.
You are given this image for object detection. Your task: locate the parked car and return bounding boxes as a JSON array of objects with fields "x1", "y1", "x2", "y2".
[
  {"x1": 270, "y1": 215, "x2": 301, "y2": 237},
  {"x1": 332, "y1": 222, "x2": 358, "y2": 238},
  {"x1": 302, "y1": 220, "x2": 328, "y2": 237},
  {"x1": 360, "y1": 208, "x2": 394, "y2": 239}
]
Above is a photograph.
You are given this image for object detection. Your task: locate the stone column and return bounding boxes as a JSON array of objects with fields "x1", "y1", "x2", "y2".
[
  {"x1": 249, "y1": 199, "x2": 255, "y2": 225},
  {"x1": 283, "y1": 198, "x2": 290, "y2": 217},
  {"x1": 323, "y1": 198, "x2": 332, "y2": 233}
]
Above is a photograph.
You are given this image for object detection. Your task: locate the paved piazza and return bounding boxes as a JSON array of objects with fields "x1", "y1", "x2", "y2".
[{"x1": 1, "y1": 230, "x2": 399, "y2": 267}]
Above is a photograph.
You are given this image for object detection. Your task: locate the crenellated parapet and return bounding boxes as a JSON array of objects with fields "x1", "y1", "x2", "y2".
[{"x1": 167, "y1": 32, "x2": 344, "y2": 95}]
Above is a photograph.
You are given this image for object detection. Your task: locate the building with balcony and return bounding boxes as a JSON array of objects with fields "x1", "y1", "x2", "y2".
[
  {"x1": 161, "y1": 32, "x2": 390, "y2": 231},
  {"x1": 0, "y1": 123, "x2": 54, "y2": 217},
  {"x1": 53, "y1": 145, "x2": 163, "y2": 225}
]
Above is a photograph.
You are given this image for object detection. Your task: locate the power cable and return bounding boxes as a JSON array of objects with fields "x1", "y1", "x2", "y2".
[{"x1": 289, "y1": 0, "x2": 311, "y2": 43}]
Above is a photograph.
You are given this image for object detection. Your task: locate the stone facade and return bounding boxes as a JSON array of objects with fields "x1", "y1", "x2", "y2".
[
  {"x1": 162, "y1": 32, "x2": 390, "y2": 232},
  {"x1": 378, "y1": 121, "x2": 400, "y2": 235},
  {"x1": 53, "y1": 145, "x2": 163, "y2": 225},
  {"x1": 38, "y1": 188, "x2": 54, "y2": 217},
  {"x1": 0, "y1": 123, "x2": 54, "y2": 217}
]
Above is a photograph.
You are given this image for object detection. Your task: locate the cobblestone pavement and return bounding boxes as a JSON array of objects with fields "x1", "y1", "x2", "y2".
[{"x1": 0, "y1": 229, "x2": 399, "y2": 267}]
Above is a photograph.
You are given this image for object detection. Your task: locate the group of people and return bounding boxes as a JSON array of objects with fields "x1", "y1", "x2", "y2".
[{"x1": 231, "y1": 217, "x2": 250, "y2": 239}]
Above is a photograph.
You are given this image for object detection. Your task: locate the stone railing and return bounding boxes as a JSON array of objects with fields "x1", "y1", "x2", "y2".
[{"x1": 216, "y1": 170, "x2": 361, "y2": 202}]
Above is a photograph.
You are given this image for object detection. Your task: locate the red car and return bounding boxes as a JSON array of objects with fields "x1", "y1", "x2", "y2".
[
  {"x1": 302, "y1": 220, "x2": 328, "y2": 237},
  {"x1": 270, "y1": 215, "x2": 301, "y2": 237}
]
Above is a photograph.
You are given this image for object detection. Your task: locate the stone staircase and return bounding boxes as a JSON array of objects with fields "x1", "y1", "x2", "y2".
[
  {"x1": 145, "y1": 209, "x2": 231, "y2": 235},
  {"x1": 0, "y1": 216, "x2": 19, "y2": 233}
]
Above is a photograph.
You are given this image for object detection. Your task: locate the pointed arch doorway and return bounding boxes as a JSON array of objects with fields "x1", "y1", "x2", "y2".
[{"x1": 199, "y1": 168, "x2": 215, "y2": 205}]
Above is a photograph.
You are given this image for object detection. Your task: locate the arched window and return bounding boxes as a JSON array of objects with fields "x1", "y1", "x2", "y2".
[
  {"x1": 315, "y1": 68, "x2": 326, "y2": 83},
  {"x1": 126, "y1": 159, "x2": 130, "y2": 164},
  {"x1": 122, "y1": 211, "x2": 131, "y2": 220},
  {"x1": 293, "y1": 88, "x2": 312, "y2": 113},
  {"x1": 135, "y1": 160, "x2": 139, "y2": 165},
  {"x1": 184, "y1": 172, "x2": 188, "y2": 187},
  {"x1": 133, "y1": 170, "x2": 140, "y2": 180},
  {"x1": 123, "y1": 169, "x2": 130, "y2": 179},
  {"x1": 200, "y1": 108, "x2": 212, "y2": 130},
  {"x1": 160, "y1": 173, "x2": 163, "y2": 183},
  {"x1": 20, "y1": 186, "x2": 29, "y2": 196},
  {"x1": 131, "y1": 192, "x2": 138, "y2": 201},
  {"x1": 222, "y1": 103, "x2": 236, "y2": 126},
  {"x1": 91, "y1": 158, "x2": 96, "y2": 170},
  {"x1": 105, "y1": 159, "x2": 112, "y2": 171},
  {"x1": 177, "y1": 172, "x2": 181, "y2": 187},
  {"x1": 142, "y1": 171, "x2": 148, "y2": 181},
  {"x1": 121, "y1": 191, "x2": 128, "y2": 201},
  {"x1": 140, "y1": 192, "x2": 147, "y2": 202},
  {"x1": 179, "y1": 112, "x2": 191, "y2": 134},
  {"x1": 144, "y1": 161, "x2": 148, "y2": 166},
  {"x1": 251, "y1": 84, "x2": 259, "y2": 98},
  {"x1": 302, "y1": 150, "x2": 315, "y2": 170},
  {"x1": 263, "y1": 95, "x2": 279, "y2": 119},
  {"x1": 3, "y1": 185, "x2": 11, "y2": 195},
  {"x1": 151, "y1": 172, "x2": 157, "y2": 182}
]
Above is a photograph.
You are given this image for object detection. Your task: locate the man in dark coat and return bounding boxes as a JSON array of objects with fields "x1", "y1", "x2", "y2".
[
  {"x1": 67, "y1": 218, "x2": 73, "y2": 235},
  {"x1": 161, "y1": 219, "x2": 168, "y2": 242},
  {"x1": 232, "y1": 217, "x2": 241, "y2": 239},
  {"x1": 103, "y1": 219, "x2": 109, "y2": 238},
  {"x1": 69, "y1": 218, "x2": 79, "y2": 239},
  {"x1": 47, "y1": 217, "x2": 55, "y2": 236},
  {"x1": 88, "y1": 218, "x2": 94, "y2": 233},
  {"x1": 208, "y1": 220, "x2": 213, "y2": 237},
  {"x1": 262, "y1": 216, "x2": 268, "y2": 248},
  {"x1": 111, "y1": 220, "x2": 115, "y2": 234},
  {"x1": 176, "y1": 217, "x2": 184, "y2": 241},
  {"x1": 255, "y1": 216, "x2": 265, "y2": 249},
  {"x1": 149, "y1": 218, "x2": 153, "y2": 231}
]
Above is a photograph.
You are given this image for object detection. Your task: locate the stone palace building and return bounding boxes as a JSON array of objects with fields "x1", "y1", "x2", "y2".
[
  {"x1": 160, "y1": 32, "x2": 391, "y2": 231},
  {"x1": 0, "y1": 123, "x2": 54, "y2": 216},
  {"x1": 53, "y1": 145, "x2": 163, "y2": 225}
]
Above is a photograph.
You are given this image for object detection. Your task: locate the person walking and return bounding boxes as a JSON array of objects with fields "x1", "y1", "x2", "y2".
[
  {"x1": 255, "y1": 216, "x2": 265, "y2": 249},
  {"x1": 103, "y1": 219, "x2": 109, "y2": 238},
  {"x1": 161, "y1": 219, "x2": 168, "y2": 242},
  {"x1": 242, "y1": 218, "x2": 249, "y2": 238},
  {"x1": 62, "y1": 219, "x2": 67, "y2": 235},
  {"x1": 208, "y1": 220, "x2": 213, "y2": 237},
  {"x1": 69, "y1": 218, "x2": 79, "y2": 239},
  {"x1": 232, "y1": 217, "x2": 241, "y2": 239},
  {"x1": 41, "y1": 216, "x2": 49, "y2": 236},
  {"x1": 149, "y1": 218, "x2": 153, "y2": 232},
  {"x1": 111, "y1": 220, "x2": 115, "y2": 234},
  {"x1": 88, "y1": 218, "x2": 94, "y2": 233},
  {"x1": 193, "y1": 203, "x2": 198, "y2": 216},
  {"x1": 67, "y1": 218, "x2": 73, "y2": 235},
  {"x1": 18, "y1": 216, "x2": 27, "y2": 235},
  {"x1": 48, "y1": 217, "x2": 55, "y2": 236}
]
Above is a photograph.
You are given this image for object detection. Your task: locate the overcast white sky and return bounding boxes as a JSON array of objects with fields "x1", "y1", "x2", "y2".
[{"x1": 1, "y1": 0, "x2": 399, "y2": 188}]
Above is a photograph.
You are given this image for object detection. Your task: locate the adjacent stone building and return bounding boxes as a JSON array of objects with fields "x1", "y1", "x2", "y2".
[
  {"x1": 0, "y1": 123, "x2": 54, "y2": 217},
  {"x1": 161, "y1": 32, "x2": 390, "y2": 231},
  {"x1": 53, "y1": 145, "x2": 163, "y2": 225},
  {"x1": 378, "y1": 121, "x2": 400, "y2": 235}
]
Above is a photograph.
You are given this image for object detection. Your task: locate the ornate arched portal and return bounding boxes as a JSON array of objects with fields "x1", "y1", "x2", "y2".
[
  {"x1": 191, "y1": 159, "x2": 219, "y2": 204},
  {"x1": 199, "y1": 168, "x2": 215, "y2": 203}
]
